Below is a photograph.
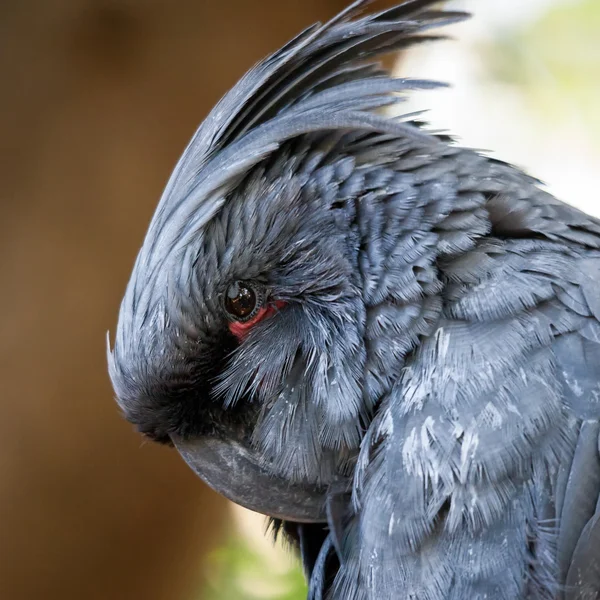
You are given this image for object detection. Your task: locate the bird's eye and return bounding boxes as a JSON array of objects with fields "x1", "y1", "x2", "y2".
[{"x1": 224, "y1": 281, "x2": 263, "y2": 322}]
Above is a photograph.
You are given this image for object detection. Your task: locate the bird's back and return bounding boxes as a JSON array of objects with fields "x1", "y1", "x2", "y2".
[{"x1": 301, "y1": 134, "x2": 600, "y2": 599}]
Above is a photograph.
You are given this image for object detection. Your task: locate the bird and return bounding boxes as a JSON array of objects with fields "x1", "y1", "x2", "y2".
[{"x1": 107, "y1": 1, "x2": 600, "y2": 598}]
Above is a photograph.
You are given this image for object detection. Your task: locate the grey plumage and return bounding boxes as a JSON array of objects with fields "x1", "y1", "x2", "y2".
[{"x1": 107, "y1": 1, "x2": 600, "y2": 598}]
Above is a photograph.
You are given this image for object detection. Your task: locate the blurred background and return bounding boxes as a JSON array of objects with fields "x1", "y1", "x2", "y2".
[{"x1": 0, "y1": 1, "x2": 597, "y2": 599}]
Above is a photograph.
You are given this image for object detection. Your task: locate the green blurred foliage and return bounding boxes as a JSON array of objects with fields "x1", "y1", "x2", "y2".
[
  {"x1": 203, "y1": 534, "x2": 307, "y2": 600},
  {"x1": 485, "y1": 0, "x2": 600, "y2": 138}
]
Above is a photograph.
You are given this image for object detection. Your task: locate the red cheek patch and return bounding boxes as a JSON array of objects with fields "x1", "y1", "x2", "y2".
[{"x1": 228, "y1": 301, "x2": 286, "y2": 341}]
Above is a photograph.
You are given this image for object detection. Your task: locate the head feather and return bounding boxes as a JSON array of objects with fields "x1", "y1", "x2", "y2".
[
  {"x1": 136, "y1": 0, "x2": 466, "y2": 274},
  {"x1": 109, "y1": 0, "x2": 468, "y2": 433}
]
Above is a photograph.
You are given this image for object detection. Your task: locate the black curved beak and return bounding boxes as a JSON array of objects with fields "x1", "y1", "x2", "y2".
[{"x1": 171, "y1": 434, "x2": 328, "y2": 523}]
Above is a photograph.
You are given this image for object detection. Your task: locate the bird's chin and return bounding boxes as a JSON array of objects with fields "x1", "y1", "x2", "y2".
[{"x1": 171, "y1": 434, "x2": 328, "y2": 523}]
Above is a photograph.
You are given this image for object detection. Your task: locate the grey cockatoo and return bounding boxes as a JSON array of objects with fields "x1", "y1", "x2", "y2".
[{"x1": 107, "y1": 1, "x2": 600, "y2": 598}]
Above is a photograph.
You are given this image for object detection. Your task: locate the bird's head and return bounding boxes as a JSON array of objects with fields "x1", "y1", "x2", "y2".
[
  {"x1": 109, "y1": 158, "x2": 367, "y2": 520},
  {"x1": 108, "y1": 0, "x2": 462, "y2": 522}
]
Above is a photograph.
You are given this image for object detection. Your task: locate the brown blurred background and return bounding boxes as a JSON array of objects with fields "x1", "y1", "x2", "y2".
[
  {"x1": 0, "y1": 2, "x2": 380, "y2": 599},
  {"x1": 1, "y1": 0, "x2": 598, "y2": 599}
]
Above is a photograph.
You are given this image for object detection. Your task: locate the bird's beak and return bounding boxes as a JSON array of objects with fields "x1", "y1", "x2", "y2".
[{"x1": 171, "y1": 434, "x2": 328, "y2": 522}]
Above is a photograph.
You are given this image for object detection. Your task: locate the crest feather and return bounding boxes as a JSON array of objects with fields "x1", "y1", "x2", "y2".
[
  {"x1": 146, "y1": 0, "x2": 468, "y2": 258},
  {"x1": 113, "y1": 0, "x2": 468, "y2": 356}
]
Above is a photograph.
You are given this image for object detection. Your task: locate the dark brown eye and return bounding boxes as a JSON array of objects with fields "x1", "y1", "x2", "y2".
[{"x1": 224, "y1": 281, "x2": 262, "y2": 321}]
